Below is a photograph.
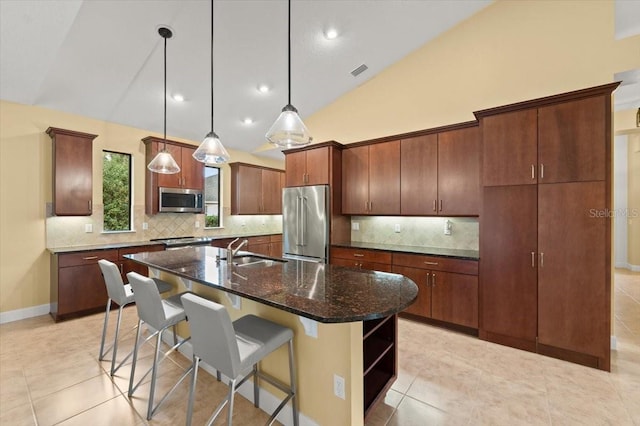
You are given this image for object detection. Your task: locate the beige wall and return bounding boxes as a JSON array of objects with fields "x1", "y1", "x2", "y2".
[
  {"x1": 628, "y1": 134, "x2": 640, "y2": 266},
  {"x1": 2, "y1": 1, "x2": 639, "y2": 316}
]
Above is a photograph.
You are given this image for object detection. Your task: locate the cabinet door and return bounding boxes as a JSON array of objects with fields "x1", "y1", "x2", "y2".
[
  {"x1": 438, "y1": 127, "x2": 480, "y2": 216},
  {"x1": 538, "y1": 182, "x2": 608, "y2": 360},
  {"x1": 231, "y1": 164, "x2": 261, "y2": 214},
  {"x1": 261, "y1": 169, "x2": 282, "y2": 214},
  {"x1": 305, "y1": 146, "x2": 330, "y2": 185},
  {"x1": 285, "y1": 150, "x2": 306, "y2": 187},
  {"x1": 482, "y1": 109, "x2": 538, "y2": 186},
  {"x1": 248, "y1": 243, "x2": 271, "y2": 257},
  {"x1": 392, "y1": 265, "x2": 431, "y2": 318},
  {"x1": 431, "y1": 271, "x2": 478, "y2": 328},
  {"x1": 119, "y1": 245, "x2": 165, "y2": 280},
  {"x1": 400, "y1": 135, "x2": 438, "y2": 215},
  {"x1": 342, "y1": 146, "x2": 369, "y2": 214},
  {"x1": 156, "y1": 143, "x2": 183, "y2": 188},
  {"x1": 52, "y1": 133, "x2": 94, "y2": 216},
  {"x1": 481, "y1": 185, "x2": 538, "y2": 344},
  {"x1": 58, "y1": 264, "x2": 108, "y2": 315},
  {"x1": 369, "y1": 141, "x2": 400, "y2": 215},
  {"x1": 180, "y1": 145, "x2": 204, "y2": 190},
  {"x1": 538, "y1": 96, "x2": 606, "y2": 183}
]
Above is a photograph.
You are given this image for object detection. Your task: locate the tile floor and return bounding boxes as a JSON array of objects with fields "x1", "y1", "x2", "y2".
[{"x1": 0, "y1": 270, "x2": 638, "y2": 426}]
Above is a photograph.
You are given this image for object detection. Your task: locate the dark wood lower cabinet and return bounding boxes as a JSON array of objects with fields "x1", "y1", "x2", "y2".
[
  {"x1": 118, "y1": 244, "x2": 165, "y2": 280},
  {"x1": 480, "y1": 185, "x2": 538, "y2": 349},
  {"x1": 391, "y1": 265, "x2": 431, "y2": 317},
  {"x1": 431, "y1": 271, "x2": 478, "y2": 328}
]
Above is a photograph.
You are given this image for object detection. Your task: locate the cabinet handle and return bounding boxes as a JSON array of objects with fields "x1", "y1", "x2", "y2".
[
  {"x1": 424, "y1": 261, "x2": 438, "y2": 266},
  {"x1": 540, "y1": 164, "x2": 544, "y2": 179},
  {"x1": 88, "y1": 200, "x2": 92, "y2": 212},
  {"x1": 432, "y1": 273, "x2": 436, "y2": 287},
  {"x1": 353, "y1": 253, "x2": 365, "y2": 258},
  {"x1": 365, "y1": 201, "x2": 368, "y2": 212},
  {"x1": 439, "y1": 200, "x2": 443, "y2": 212},
  {"x1": 433, "y1": 200, "x2": 437, "y2": 212},
  {"x1": 119, "y1": 263, "x2": 124, "y2": 273},
  {"x1": 369, "y1": 201, "x2": 373, "y2": 211},
  {"x1": 531, "y1": 251, "x2": 536, "y2": 268},
  {"x1": 82, "y1": 256, "x2": 98, "y2": 260},
  {"x1": 540, "y1": 252, "x2": 544, "y2": 268},
  {"x1": 531, "y1": 164, "x2": 535, "y2": 180},
  {"x1": 426, "y1": 272, "x2": 431, "y2": 286}
]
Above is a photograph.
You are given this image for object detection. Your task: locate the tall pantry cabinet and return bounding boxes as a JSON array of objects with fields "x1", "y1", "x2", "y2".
[{"x1": 477, "y1": 83, "x2": 619, "y2": 371}]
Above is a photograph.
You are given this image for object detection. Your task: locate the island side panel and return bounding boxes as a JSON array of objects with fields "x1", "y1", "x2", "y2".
[{"x1": 164, "y1": 276, "x2": 364, "y2": 426}]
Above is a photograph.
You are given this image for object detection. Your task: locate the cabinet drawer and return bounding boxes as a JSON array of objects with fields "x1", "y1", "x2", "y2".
[
  {"x1": 118, "y1": 244, "x2": 164, "y2": 257},
  {"x1": 247, "y1": 236, "x2": 271, "y2": 245},
  {"x1": 58, "y1": 249, "x2": 118, "y2": 268},
  {"x1": 331, "y1": 257, "x2": 393, "y2": 273},
  {"x1": 331, "y1": 247, "x2": 392, "y2": 264},
  {"x1": 392, "y1": 253, "x2": 478, "y2": 275},
  {"x1": 270, "y1": 234, "x2": 283, "y2": 243}
]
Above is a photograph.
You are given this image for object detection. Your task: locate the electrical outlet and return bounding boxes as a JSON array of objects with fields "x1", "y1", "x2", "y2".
[
  {"x1": 444, "y1": 219, "x2": 452, "y2": 235},
  {"x1": 333, "y1": 374, "x2": 345, "y2": 400},
  {"x1": 241, "y1": 220, "x2": 246, "y2": 227},
  {"x1": 195, "y1": 221, "x2": 200, "y2": 228},
  {"x1": 142, "y1": 222, "x2": 148, "y2": 230},
  {"x1": 84, "y1": 224, "x2": 93, "y2": 233},
  {"x1": 394, "y1": 224, "x2": 401, "y2": 233},
  {"x1": 352, "y1": 222, "x2": 360, "y2": 231}
]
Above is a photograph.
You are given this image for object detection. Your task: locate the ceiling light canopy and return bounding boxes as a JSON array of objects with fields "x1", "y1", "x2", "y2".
[
  {"x1": 172, "y1": 93, "x2": 185, "y2": 102},
  {"x1": 266, "y1": 0, "x2": 312, "y2": 149},
  {"x1": 147, "y1": 27, "x2": 180, "y2": 175},
  {"x1": 193, "y1": 0, "x2": 230, "y2": 165},
  {"x1": 324, "y1": 28, "x2": 338, "y2": 40},
  {"x1": 257, "y1": 84, "x2": 270, "y2": 94}
]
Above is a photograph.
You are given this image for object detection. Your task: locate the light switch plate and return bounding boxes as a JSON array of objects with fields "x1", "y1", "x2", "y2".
[
  {"x1": 352, "y1": 222, "x2": 360, "y2": 231},
  {"x1": 84, "y1": 224, "x2": 93, "y2": 233},
  {"x1": 394, "y1": 224, "x2": 401, "y2": 233}
]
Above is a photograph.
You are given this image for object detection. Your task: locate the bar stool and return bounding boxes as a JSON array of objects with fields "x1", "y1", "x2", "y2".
[
  {"x1": 126, "y1": 272, "x2": 193, "y2": 420},
  {"x1": 181, "y1": 293, "x2": 298, "y2": 426},
  {"x1": 98, "y1": 259, "x2": 172, "y2": 376}
]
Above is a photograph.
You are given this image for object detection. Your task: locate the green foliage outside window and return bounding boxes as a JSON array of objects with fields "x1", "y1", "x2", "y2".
[
  {"x1": 205, "y1": 215, "x2": 219, "y2": 228},
  {"x1": 103, "y1": 151, "x2": 132, "y2": 231}
]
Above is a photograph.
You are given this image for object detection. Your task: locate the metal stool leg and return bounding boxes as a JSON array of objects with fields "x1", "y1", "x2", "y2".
[
  {"x1": 289, "y1": 340, "x2": 299, "y2": 426},
  {"x1": 186, "y1": 356, "x2": 200, "y2": 426},
  {"x1": 147, "y1": 329, "x2": 164, "y2": 420},
  {"x1": 110, "y1": 304, "x2": 125, "y2": 375},
  {"x1": 226, "y1": 379, "x2": 236, "y2": 426},
  {"x1": 253, "y1": 364, "x2": 260, "y2": 408},
  {"x1": 99, "y1": 298, "x2": 112, "y2": 361},
  {"x1": 128, "y1": 318, "x2": 143, "y2": 397}
]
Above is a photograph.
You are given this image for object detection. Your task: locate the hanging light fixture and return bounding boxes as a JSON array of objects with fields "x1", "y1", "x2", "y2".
[
  {"x1": 147, "y1": 27, "x2": 180, "y2": 174},
  {"x1": 193, "y1": 0, "x2": 230, "y2": 164},
  {"x1": 265, "y1": 0, "x2": 312, "y2": 148}
]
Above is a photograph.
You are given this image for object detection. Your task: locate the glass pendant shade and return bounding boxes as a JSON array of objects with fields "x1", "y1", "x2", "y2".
[
  {"x1": 193, "y1": 131, "x2": 230, "y2": 164},
  {"x1": 147, "y1": 149, "x2": 180, "y2": 174},
  {"x1": 266, "y1": 104, "x2": 313, "y2": 148}
]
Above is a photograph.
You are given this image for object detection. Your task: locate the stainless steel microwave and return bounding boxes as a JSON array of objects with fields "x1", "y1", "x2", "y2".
[{"x1": 158, "y1": 187, "x2": 203, "y2": 213}]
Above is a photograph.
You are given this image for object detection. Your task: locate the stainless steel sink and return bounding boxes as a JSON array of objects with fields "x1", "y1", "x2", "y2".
[{"x1": 230, "y1": 255, "x2": 286, "y2": 268}]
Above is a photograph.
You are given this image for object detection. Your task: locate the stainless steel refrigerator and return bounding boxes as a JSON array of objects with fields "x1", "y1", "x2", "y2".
[{"x1": 282, "y1": 185, "x2": 329, "y2": 263}]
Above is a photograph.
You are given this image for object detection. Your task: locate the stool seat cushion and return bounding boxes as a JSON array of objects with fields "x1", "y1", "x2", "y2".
[
  {"x1": 151, "y1": 278, "x2": 172, "y2": 294},
  {"x1": 233, "y1": 315, "x2": 294, "y2": 371}
]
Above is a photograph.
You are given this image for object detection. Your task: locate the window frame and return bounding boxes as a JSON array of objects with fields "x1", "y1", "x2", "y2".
[{"x1": 204, "y1": 165, "x2": 223, "y2": 229}]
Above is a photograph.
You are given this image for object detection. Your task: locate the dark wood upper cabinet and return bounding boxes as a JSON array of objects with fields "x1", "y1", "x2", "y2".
[
  {"x1": 47, "y1": 127, "x2": 98, "y2": 216},
  {"x1": 482, "y1": 108, "x2": 538, "y2": 187},
  {"x1": 285, "y1": 146, "x2": 330, "y2": 187},
  {"x1": 437, "y1": 126, "x2": 480, "y2": 216},
  {"x1": 538, "y1": 96, "x2": 606, "y2": 183},
  {"x1": 400, "y1": 135, "x2": 438, "y2": 215},
  {"x1": 143, "y1": 137, "x2": 205, "y2": 214},
  {"x1": 230, "y1": 162, "x2": 284, "y2": 215},
  {"x1": 342, "y1": 141, "x2": 400, "y2": 215}
]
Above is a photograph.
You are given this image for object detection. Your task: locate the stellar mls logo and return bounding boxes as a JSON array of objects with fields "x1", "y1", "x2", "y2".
[{"x1": 589, "y1": 208, "x2": 639, "y2": 218}]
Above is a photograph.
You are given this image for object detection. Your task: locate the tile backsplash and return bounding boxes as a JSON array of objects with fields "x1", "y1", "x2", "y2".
[
  {"x1": 350, "y1": 216, "x2": 478, "y2": 251},
  {"x1": 46, "y1": 204, "x2": 282, "y2": 248}
]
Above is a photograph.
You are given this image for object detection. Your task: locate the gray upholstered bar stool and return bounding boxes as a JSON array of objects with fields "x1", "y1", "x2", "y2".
[
  {"x1": 126, "y1": 272, "x2": 193, "y2": 420},
  {"x1": 181, "y1": 293, "x2": 298, "y2": 426},
  {"x1": 97, "y1": 259, "x2": 172, "y2": 376}
]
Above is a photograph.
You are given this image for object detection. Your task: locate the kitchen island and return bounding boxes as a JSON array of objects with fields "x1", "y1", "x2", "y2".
[{"x1": 126, "y1": 246, "x2": 418, "y2": 425}]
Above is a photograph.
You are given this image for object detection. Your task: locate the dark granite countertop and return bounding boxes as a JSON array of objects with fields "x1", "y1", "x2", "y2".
[
  {"x1": 125, "y1": 246, "x2": 418, "y2": 324},
  {"x1": 47, "y1": 232, "x2": 281, "y2": 254},
  {"x1": 332, "y1": 241, "x2": 479, "y2": 260}
]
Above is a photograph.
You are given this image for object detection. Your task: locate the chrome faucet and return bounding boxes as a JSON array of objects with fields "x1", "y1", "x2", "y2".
[{"x1": 226, "y1": 238, "x2": 248, "y2": 263}]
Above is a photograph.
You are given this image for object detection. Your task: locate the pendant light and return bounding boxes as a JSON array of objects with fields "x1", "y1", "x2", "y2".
[
  {"x1": 265, "y1": 0, "x2": 312, "y2": 148},
  {"x1": 147, "y1": 27, "x2": 181, "y2": 174},
  {"x1": 193, "y1": 0, "x2": 230, "y2": 164}
]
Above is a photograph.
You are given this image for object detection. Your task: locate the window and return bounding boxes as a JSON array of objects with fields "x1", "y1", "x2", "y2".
[
  {"x1": 102, "y1": 151, "x2": 132, "y2": 231},
  {"x1": 205, "y1": 166, "x2": 222, "y2": 228}
]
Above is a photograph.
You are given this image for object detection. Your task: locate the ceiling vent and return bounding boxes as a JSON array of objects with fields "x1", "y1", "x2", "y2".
[{"x1": 351, "y1": 64, "x2": 368, "y2": 77}]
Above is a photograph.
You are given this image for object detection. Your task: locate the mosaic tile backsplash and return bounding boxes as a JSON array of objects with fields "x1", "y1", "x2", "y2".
[
  {"x1": 46, "y1": 204, "x2": 282, "y2": 248},
  {"x1": 350, "y1": 216, "x2": 479, "y2": 251}
]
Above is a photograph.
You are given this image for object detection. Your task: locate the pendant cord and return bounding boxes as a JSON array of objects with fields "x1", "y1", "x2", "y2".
[
  {"x1": 163, "y1": 33, "x2": 167, "y2": 150},
  {"x1": 287, "y1": 0, "x2": 291, "y2": 106},
  {"x1": 210, "y1": 0, "x2": 214, "y2": 132}
]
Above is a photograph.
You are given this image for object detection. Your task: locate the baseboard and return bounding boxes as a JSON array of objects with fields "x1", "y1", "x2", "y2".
[
  {"x1": 0, "y1": 304, "x2": 50, "y2": 324},
  {"x1": 615, "y1": 262, "x2": 640, "y2": 272},
  {"x1": 630, "y1": 264, "x2": 640, "y2": 272},
  {"x1": 157, "y1": 328, "x2": 319, "y2": 426}
]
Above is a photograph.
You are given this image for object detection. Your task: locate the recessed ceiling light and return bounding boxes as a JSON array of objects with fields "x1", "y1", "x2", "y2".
[
  {"x1": 243, "y1": 117, "x2": 254, "y2": 125},
  {"x1": 172, "y1": 93, "x2": 185, "y2": 102},
  {"x1": 257, "y1": 84, "x2": 270, "y2": 94},
  {"x1": 324, "y1": 28, "x2": 338, "y2": 40}
]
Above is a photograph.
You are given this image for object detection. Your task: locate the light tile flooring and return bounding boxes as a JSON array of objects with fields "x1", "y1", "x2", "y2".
[{"x1": 0, "y1": 270, "x2": 638, "y2": 426}]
